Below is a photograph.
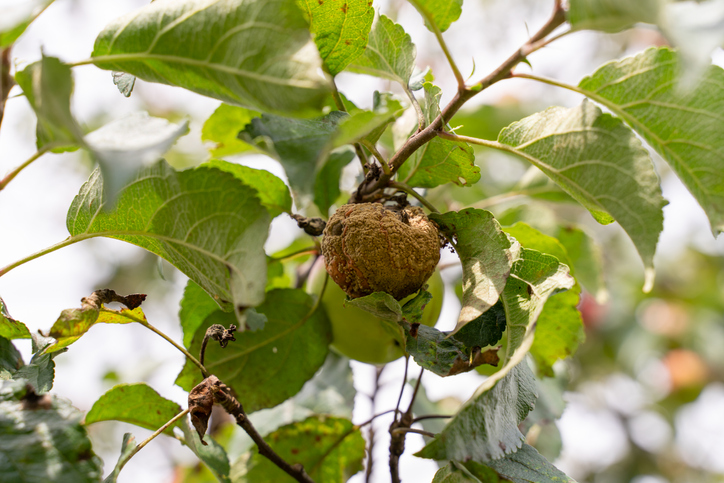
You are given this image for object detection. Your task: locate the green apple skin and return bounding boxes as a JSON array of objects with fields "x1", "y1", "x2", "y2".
[{"x1": 307, "y1": 259, "x2": 444, "y2": 365}]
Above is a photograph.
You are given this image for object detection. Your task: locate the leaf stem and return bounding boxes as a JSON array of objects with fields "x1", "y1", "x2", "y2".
[
  {"x1": 331, "y1": 80, "x2": 370, "y2": 171},
  {"x1": 361, "y1": 140, "x2": 391, "y2": 176},
  {"x1": 0, "y1": 143, "x2": 63, "y2": 191},
  {"x1": 473, "y1": 187, "x2": 563, "y2": 209},
  {"x1": 65, "y1": 58, "x2": 96, "y2": 68},
  {"x1": 388, "y1": 181, "x2": 439, "y2": 213},
  {"x1": 120, "y1": 409, "x2": 190, "y2": 473},
  {"x1": 269, "y1": 246, "x2": 318, "y2": 262},
  {"x1": 389, "y1": 427, "x2": 436, "y2": 438},
  {"x1": 411, "y1": 414, "x2": 452, "y2": 423},
  {"x1": 511, "y1": 72, "x2": 584, "y2": 94},
  {"x1": 437, "y1": 131, "x2": 544, "y2": 171},
  {"x1": 134, "y1": 317, "x2": 209, "y2": 378},
  {"x1": 403, "y1": 85, "x2": 426, "y2": 132},
  {"x1": 431, "y1": 25, "x2": 465, "y2": 89},
  {"x1": 0, "y1": 235, "x2": 93, "y2": 278}
]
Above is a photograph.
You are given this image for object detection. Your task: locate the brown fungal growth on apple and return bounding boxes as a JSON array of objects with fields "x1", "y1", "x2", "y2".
[{"x1": 321, "y1": 203, "x2": 441, "y2": 300}]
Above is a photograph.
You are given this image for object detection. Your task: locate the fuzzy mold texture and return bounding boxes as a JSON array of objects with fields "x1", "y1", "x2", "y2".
[{"x1": 321, "y1": 203, "x2": 441, "y2": 300}]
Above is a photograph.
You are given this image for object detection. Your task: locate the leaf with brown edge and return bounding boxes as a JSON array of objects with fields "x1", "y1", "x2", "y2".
[{"x1": 46, "y1": 290, "x2": 147, "y2": 353}]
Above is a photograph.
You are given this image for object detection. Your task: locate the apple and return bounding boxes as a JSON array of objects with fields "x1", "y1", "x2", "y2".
[{"x1": 307, "y1": 258, "x2": 444, "y2": 365}]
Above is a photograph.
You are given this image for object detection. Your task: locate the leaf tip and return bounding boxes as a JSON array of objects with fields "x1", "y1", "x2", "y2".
[{"x1": 643, "y1": 267, "x2": 655, "y2": 293}]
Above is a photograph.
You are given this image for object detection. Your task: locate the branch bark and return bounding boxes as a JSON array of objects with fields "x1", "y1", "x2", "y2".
[
  {"x1": 0, "y1": 47, "x2": 13, "y2": 129},
  {"x1": 191, "y1": 376, "x2": 316, "y2": 483},
  {"x1": 352, "y1": 1, "x2": 566, "y2": 201}
]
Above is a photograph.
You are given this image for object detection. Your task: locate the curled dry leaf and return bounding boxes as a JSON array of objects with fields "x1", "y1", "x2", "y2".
[{"x1": 188, "y1": 377, "x2": 217, "y2": 446}]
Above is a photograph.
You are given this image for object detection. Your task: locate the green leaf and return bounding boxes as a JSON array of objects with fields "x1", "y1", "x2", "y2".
[
  {"x1": 85, "y1": 112, "x2": 190, "y2": 205},
  {"x1": 475, "y1": 443, "x2": 577, "y2": 483},
  {"x1": 201, "y1": 104, "x2": 260, "y2": 158},
  {"x1": 103, "y1": 433, "x2": 136, "y2": 483},
  {"x1": 176, "y1": 289, "x2": 331, "y2": 413},
  {"x1": 242, "y1": 416, "x2": 365, "y2": 483},
  {"x1": 416, "y1": 362, "x2": 537, "y2": 462},
  {"x1": 346, "y1": 288, "x2": 437, "y2": 348},
  {"x1": 289, "y1": 353, "x2": 355, "y2": 418},
  {"x1": 498, "y1": 100, "x2": 666, "y2": 287},
  {"x1": 85, "y1": 383, "x2": 182, "y2": 436},
  {"x1": 529, "y1": 289, "x2": 584, "y2": 377},
  {"x1": 502, "y1": 216, "x2": 593, "y2": 374},
  {"x1": 298, "y1": 0, "x2": 374, "y2": 76},
  {"x1": 433, "y1": 462, "x2": 499, "y2": 482},
  {"x1": 503, "y1": 223, "x2": 573, "y2": 272},
  {"x1": 567, "y1": 0, "x2": 661, "y2": 32},
  {"x1": 403, "y1": 323, "x2": 500, "y2": 377},
  {"x1": 14, "y1": 55, "x2": 84, "y2": 150},
  {"x1": 453, "y1": 300, "x2": 507, "y2": 349},
  {"x1": 0, "y1": 337, "x2": 23, "y2": 379},
  {"x1": 0, "y1": 379, "x2": 103, "y2": 482},
  {"x1": 0, "y1": 0, "x2": 55, "y2": 48},
  {"x1": 13, "y1": 350, "x2": 59, "y2": 395},
  {"x1": 346, "y1": 14, "x2": 416, "y2": 87},
  {"x1": 578, "y1": 47, "x2": 724, "y2": 235},
  {"x1": 239, "y1": 111, "x2": 348, "y2": 202},
  {"x1": 47, "y1": 303, "x2": 144, "y2": 354},
  {"x1": 180, "y1": 281, "x2": 222, "y2": 348},
  {"x1": 419, "y1": 249, "x2": 574, "y2": 463},
  {"x1": 555, "y1": 225, "x2": 607, "y2": 302},
  {"x1": 314, "y1": 150, "x2": 355, "y2": 216},
  {"x1": 67, "y1": 160, "x2": 270, "y2": 314},
  {"x1": 111, "y1": 72, "x2": 136, "y2": 98},
  {"x1": 204, "y1": 159, "x2": 293, "y2": 218},
  {"x1": 232, "y1": 353, "x2": 356, "y2": 454},
  {"x1": 346, "y1": 291, "x2": 404, "y2": 322},
  {"x1": 451, "y1": 102, "x2": 540, "y2": 142},
  {"x1": 399, "y1": 84, "x2": 479, "y2": 188},
  {"x1": 501, "y1": 249, "x2": 575, "y2": 369},
  {"x1": 430, "y1": 209, "x2": 519, "y2": 333},
  {"x1": 180, "y1": 418, "x2": 231, "y2": 482},
  {"x1": 333, "y1": 92, "x2": 405, "y2": 147},
  {"x1": 91, "y1": 0, "x2": 331, "y2": 117},
  {"x1": 0, "y1": 297, "x2": 31, "y2": 340},
  {"x1": 407, "y1": 0, "x2": 464, "y2": 33},
  {"x1": 11, "y1": 333, "x2": 62, "y2": 394}
]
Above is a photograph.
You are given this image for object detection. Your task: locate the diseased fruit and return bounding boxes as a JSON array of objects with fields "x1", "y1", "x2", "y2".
[
  {"x1": 321, "y1": 203, "x2": 441, "y2": 300},
  {"x1": 307, "y1": 258, "x2": 444, "y2": 364}
]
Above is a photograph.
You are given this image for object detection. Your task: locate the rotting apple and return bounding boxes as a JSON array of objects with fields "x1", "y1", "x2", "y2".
[
  {"x1": 321, "y1": 203, "x2": 441, "y2": 300},
  {"x1": 307, "y1": 258, "x2": 444, "y2": 365}
]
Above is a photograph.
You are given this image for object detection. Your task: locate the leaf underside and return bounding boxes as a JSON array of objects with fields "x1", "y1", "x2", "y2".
[{"x1": 579, "y1": 47, "x2": 724, "y2": 234}]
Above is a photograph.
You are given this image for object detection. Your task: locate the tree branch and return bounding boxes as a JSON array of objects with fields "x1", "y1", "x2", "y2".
[
  {"x1": 353, "y1": 0, "x2": 567, "y2": 201},
  {"x1": 365, "y1": 365, "x2": 385, "y2": 483},
  {"x1": 0, "y1": 47, "x2": 13, "y2": 130},
  {"x1": 390, "y1": 427, "x2": 436, "y2": 438},
  {"x1": 0, "y1": 143, "x2": 64, "y2": 191},
  {"x1": 210, "y1": 376, "x2": 315, "y2": 483}
]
